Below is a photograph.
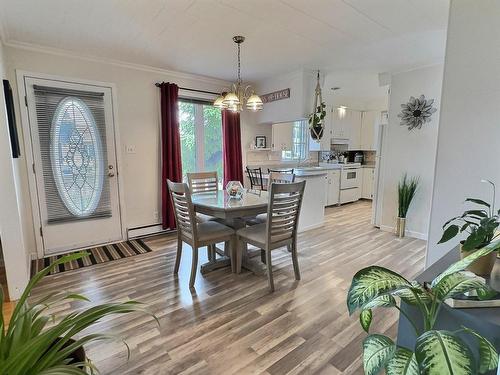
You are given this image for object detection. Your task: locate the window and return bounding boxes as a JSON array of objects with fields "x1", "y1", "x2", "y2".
[
  {"x1": 178, "y1": 99, "x2": 223, "y2": 182},
  {"x1": 282, "y1": 120, "x2": 309, "y2": 161},
  {"x1": 51, "y1": 97, "x2": 104, "y2": 217}
]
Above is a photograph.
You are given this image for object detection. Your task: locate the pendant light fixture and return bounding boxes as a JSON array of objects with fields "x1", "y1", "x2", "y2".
[{"x1": 213, "y1": 36, "x2": 263, "y2": 112}]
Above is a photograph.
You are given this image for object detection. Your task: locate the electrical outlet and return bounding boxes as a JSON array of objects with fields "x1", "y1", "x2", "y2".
[
  {"x1": 153, "y1": 211, "x2": 159, "y2": 220},
  {"x1": 126, "y1": 144, "x2": 136, "y2": 154}
]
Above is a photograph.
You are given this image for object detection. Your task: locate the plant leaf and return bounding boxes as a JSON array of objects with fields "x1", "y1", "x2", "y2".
[
  {"x1": 465, "y1": 198, "x2": 490, "y2": 208},
  {"x1": 362, "y1": 294, "x2": 397, "y2": 309},
  {"x1": 360, "y1": 310, "x2": 372, "y2": 333},
  {"x1": 415, "y1": 330, "x2": 475, "y2": 375},
  {"x1": 438, "y1": 225, "x2": 460, "y2": 244},
  {"x1": 363, "y1": 334, "x2": 395, "y2": 375},
  {"x1": 462, "y1": 327, "x2": 499, "y2": 374},
  {"x1": 393, "y1": 284, "x2": 432, "y2": 305},
  {"x1": 347, "y1": 266, "x2": 411, "y2": 315},
  {"x1": 462, "y1": 227, "x2": 487, "y2": 251},
  {"x1": 386, "y1": 347, "x2": 419, "y2": 375},
  {"x1": 433, "y1": 272, "x2": 486, "y2": 300},
  {"x1": 431, "y1": 239, "x2": 500, "y2": 287}
]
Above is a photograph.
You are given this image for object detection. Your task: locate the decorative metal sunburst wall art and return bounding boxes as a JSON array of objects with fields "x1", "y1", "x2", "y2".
[{"x1": 398, "y1": 95, "x2": 437, "y2": 130}]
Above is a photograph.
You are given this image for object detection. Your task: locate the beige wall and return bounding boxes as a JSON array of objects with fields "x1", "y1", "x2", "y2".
[
  {"x1": 5, "y1": 45, "x2": 260, "y2": 255},
  {"x1": 380, "y1": 64, "x2": 443, "y2": 239},
  {"x1": 0, "y1": 42, "x2": 30, "y2": 299},
  {"x1": 427, "y1": 0, "x2": 500, "y2": 265}
]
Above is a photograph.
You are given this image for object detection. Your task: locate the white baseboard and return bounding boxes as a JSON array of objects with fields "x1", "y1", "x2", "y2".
[
  {"x1": 127, "y1": 224, "x2": 170, "y2": 239},
  {"x1": 298, "y1": 222, "x2": 324, "y2": 232},
  {"x1": 379, "y1": 225, "x2": 427, "y2": 240}
]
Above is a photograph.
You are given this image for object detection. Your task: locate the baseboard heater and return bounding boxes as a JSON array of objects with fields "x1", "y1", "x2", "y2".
[{"x1": 127, "y1": 223, "x2": 175, "y2": 239}]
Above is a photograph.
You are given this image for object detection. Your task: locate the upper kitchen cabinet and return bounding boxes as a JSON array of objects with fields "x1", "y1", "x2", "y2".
[
  {"x1": 332, "y1": 107, "x2": 348, "y2": 138},
  {"x1": 360, "y1": 110, "x2": 378, "y2": 150},
  {"x1": 318, "y1": 105, "x2": 334, "y2": 150},
  {"x1": 271, "y1": 121, "x2": 293, "y2": 151},
  {"x1": 347, "y1": 110, "x2": 362, "y2": 150}
]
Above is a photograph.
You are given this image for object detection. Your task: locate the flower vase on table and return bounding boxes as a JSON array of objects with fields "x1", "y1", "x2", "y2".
[{"x1": 226, "y1": 181, "x2": 244, "y2": 200}]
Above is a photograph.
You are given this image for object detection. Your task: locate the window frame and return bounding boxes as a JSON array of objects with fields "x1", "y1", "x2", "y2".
[{"x1": 282, "y1": 119, "x2": 309, "y2": 161}]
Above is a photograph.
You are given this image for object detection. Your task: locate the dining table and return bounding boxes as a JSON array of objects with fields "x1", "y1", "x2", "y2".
[{"x1": 191, "y1": 188, "x2": 269, "y2": 274}]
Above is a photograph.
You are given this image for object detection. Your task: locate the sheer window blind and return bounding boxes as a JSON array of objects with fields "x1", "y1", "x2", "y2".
[{"x1": 33, "y1": 85, "x2": 111, "y2": 223}]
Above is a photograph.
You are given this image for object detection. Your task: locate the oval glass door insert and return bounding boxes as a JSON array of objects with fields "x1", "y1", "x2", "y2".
[{"x1": 50, "y1": 97, "x2": 104, "y2": 217}]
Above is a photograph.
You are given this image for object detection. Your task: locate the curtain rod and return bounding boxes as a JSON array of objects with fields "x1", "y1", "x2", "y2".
[{"x1": 154, "y1": 82, "x2": 220, "y2": 96}]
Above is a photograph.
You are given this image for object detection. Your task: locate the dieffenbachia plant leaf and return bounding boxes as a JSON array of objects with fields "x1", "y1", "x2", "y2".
[
  {"x1": 360, "y1": 309, "x2": 372, "y2": 333},
  {"x1": 393, "y1": 283, "x2": 431, "y2": 305},
  {"x1": 347, "y1": 266, "x2": 411, "y2": 314},
  {"x1": 363, "y1": 334, "x2": 395, "y2": 375},
  {"x1": 462, "y1": 327, "x2": 499, "y2": 374},
  {"x1": 415, "y1": 330, "x2": 475, "y2": 375},
  {"x1": 362, "y1": 294, "x2": 397, "y2": 310},
  {"x1": 431, "y1": 239, "x2": 500, "y2": 287},
  {"x1": 386, "y1": 347, "x2": 419, "y2": 375},
  {"x1": 438, "y1": 224, "x2": 460, "y2": 244},
  {"x1": 433, "y1": 272, "x2": 486, "y2": 300}
]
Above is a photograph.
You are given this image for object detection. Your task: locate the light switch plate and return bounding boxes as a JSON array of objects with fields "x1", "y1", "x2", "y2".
[{"x1": 126, "y1": 145, "x2": 136, "y2": 154}]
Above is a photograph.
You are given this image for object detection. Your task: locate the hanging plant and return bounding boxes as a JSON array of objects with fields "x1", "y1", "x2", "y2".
[
  {"x1": 309, "y1": 102, "x2": 326, "y2": 140},
  {"x1": 309, "y1": 70, "x2": 325, "y2": 141},
  {"x1": 398, "y1": 94, "x2": 437, "y2": 130}
]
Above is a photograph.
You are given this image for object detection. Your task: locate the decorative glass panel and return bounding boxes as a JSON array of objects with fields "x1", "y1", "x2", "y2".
[{"x1": 51, "y1": 97, "x2": 103, "y2": 217}]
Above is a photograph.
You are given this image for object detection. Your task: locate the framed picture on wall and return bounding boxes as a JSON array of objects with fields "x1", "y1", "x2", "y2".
[{"x1": 255, "y1": 136, "x2": 267, "y2": 149}]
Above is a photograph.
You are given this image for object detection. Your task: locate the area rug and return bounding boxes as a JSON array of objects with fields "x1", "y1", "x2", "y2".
[{"x1": 30, "y1": 239, "x2": 152, "y2": 277}]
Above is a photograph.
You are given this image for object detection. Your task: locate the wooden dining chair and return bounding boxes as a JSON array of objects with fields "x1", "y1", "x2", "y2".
[
  {"x1": 187, "y1": 171, "x2": 218, "y2": 194},
  {"x1": 268, "y1": 168, "x2": 294, "y2": 175},
  {"x1": 246, "y1": 172, "x2": 296, "y2": 226},
  {"x1": 236, "y1": 180, "x2": 306, "y2": 292},
  {"x1": 246, "y1": 167, "x2": 265, "y2": 190},
  {"x1": 168, "y1": 179, "x2": 236, "y2": 288}
]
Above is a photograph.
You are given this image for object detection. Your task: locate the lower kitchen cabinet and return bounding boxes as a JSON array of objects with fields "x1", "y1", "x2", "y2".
[
  {"x1": 361, "y1": 167, "x2": 375, "y2": 199},
  {"x1": 325, "y1": 170, "x2": 340, "y2": 206}
]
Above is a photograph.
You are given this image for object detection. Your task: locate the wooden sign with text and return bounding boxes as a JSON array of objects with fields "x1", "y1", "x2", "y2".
[{"x1": 261, "y1": 88, "x2": 290, "y2": 103}]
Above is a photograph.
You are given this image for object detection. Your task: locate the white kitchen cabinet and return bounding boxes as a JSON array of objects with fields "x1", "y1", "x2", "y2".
[
  {"x1": 325, "y1": 170, "x2": 340, "y2": 206},
  {"x1": 271, "y1": 122, "x2": 293, "y2": 151},
  {"x1": 361, "y1": 167, "x2": 375, "y2": 199},
  {"x1": 348, "y1": 110, "x2": 362, "y2": 150},
  {"x1": 360, "y1": 110, "x2": 381, "y2": 150},
  {"x1": 332, "y1": 107, "x2": 347, "y2": 138}
]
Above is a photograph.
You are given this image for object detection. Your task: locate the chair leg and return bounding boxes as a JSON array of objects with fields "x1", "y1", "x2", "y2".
[
  {"x1": 174, "y1": 237, "x2": 182, "y2": 274},
  {"x1": 287, "y1": 244, "x2": 292, "y2": 253},
  {"x1": 207, "y1": 244, "x2": 215, "y2": 262},
  {"x1": 260, "y1": 249, "x2": 266, "y2": 264},
  {"x1": 266, "y1": 249, "x2": 274, "y2": 292},
  {"x1": 291, "y1": 240, "x2": 300, "y2": 281},
  {"x1": 224, "y1": 241, "x2": 230, "y2": 257},
  {"x1": 189, "y1": 246, "x2": 198, "y2": 288}
]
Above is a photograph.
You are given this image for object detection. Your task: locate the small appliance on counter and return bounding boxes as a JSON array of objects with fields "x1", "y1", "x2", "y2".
[{"x1": 354, "y1": 152, "x2": 364, "y2": 164}]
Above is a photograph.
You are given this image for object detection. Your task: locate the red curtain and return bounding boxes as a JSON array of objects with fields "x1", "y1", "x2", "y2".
[
  {"x1": 222, "y1": 110, "x2": 243, "y2": 187},
  {"x1": 160, "y1": 82, "x2": 182, "y2": 230}
]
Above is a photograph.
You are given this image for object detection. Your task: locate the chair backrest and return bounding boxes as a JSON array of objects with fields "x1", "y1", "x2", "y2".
[
  {"x1": 268, "y1": 171, "x2": 295, "y2": 188},
  {"x1": 246, "y1": 167, "x2": 264, "y2": 190},
  {"x1": 266, "y1": 180, "x2": 306, "y2": 245},
  {"x1": 187, "y1": 171, "x2": 218, "y2": 194},
  {"x1": 268, "y1": 168, "x2": 294, "y2": 175},
  {"x1": 167, "y1": 179, "x2": 197, "y2": 239}
]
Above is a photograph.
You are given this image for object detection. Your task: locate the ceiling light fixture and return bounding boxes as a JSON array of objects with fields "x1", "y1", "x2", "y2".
[{"x1": 213, "y1": 36, "x2": 263, "y2": 112}]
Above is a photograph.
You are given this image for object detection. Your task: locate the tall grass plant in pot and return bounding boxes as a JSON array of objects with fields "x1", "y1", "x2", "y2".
[
  {"x1": 397, "y1": 174, "x2": 419, "y2": 237},
  {"x1": 0, "y1": 252, "x2": 158, "y2": 374}
]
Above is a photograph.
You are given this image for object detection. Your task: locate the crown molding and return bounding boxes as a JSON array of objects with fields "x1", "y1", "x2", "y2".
[{"x1": 4, "y1": 39, "x2": 232, "y2": 87}]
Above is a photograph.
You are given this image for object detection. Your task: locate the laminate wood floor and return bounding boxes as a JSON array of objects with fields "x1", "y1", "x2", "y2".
[{"x1": 30, "y1": 201, "x2": 426, "y2": 375}]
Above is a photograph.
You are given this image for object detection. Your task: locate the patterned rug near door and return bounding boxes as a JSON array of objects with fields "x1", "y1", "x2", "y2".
[{"x1": 30, "y1": 239, "x2": 152, "y2": 277}]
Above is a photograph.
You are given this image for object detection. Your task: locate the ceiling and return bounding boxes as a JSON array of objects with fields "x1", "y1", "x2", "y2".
[{"x1": 0, "y1": 0, "x2": 449, "y2": 83}]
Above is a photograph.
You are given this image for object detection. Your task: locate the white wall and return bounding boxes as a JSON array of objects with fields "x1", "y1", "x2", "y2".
[
  {"x1": 380, "y1": 64, "x2": 443, "y2": 239},
  {"x1": 0, "y1": 41, "x2": 30, "y2": 299},
  {"x1": 4, "y1": 44, "x2": 258, "y2": 255},
  {"x1": 427, "y1": 0, "x2": 500, "y2": 266}
]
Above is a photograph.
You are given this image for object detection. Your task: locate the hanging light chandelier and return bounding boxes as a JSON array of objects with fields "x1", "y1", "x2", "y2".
[{"x1": 213, "y1": 36, "x2": 263, "y2": 112}]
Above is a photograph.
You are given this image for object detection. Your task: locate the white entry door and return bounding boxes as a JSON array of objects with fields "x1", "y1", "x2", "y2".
[{"x1": 24, "y1": 76, "x2": 123, "y2": 255}]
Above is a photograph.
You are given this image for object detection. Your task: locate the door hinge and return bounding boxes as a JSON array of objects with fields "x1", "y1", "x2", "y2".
[
  {"x1": 24, "y1": 95, "x2": 28, "y2": 107},
  {"x1": 39, "y1": 227, "x2": 43, "y2": 237}
]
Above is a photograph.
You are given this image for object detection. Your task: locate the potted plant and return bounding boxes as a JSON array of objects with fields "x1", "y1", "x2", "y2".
[
  {"x1": 0, "y1": 252, "x2": 157, "y2": 374},
  {"x1": 438, "y1": 180, "x2": 499, "y2": 275},
  {"x1": 397, "y1": 174, "x2": 419, "y2": 237},
  {"x1": 347, "y1": 240, "x2": 500, "y2": 375},
  {"x1": 308, "y1": 102, "x2": 326, "y2": 141}
]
